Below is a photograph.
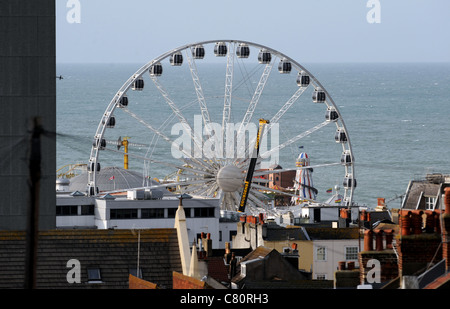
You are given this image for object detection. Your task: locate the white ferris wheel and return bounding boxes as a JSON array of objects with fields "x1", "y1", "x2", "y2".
[{"x1": 87, "y1": 40, "x2": 356, "y2": 215}]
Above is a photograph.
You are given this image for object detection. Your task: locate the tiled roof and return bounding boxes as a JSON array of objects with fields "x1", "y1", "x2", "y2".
[
  {"x1": 264, "y1": 225, "x2": 309, "y2": 241},
  {"x1": 205, "y1": 257, "x2": 229, "y2": 284},
  {"x1": 0, "y1": 229, "x2": 182, "y2": 289},
  {"x1": 403, "y1": 181, "x2": 441, "y2": 210}
]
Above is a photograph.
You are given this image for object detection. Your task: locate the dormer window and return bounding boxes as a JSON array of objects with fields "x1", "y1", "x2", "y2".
[
  {"x1": 87, "y1": 267, "x2": 102, "y2": 283},
  {"x1": 424, "y1": 196, "x2": 436, "y2": 210}
]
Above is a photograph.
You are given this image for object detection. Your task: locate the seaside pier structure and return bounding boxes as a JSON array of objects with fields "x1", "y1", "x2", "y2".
[{"x1": 0, "y1": 0, "x2": 56, "y2": 230}]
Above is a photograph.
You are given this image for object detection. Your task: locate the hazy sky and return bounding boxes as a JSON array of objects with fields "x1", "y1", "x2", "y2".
[{"x1": 56, "y1": 0, "x2": 450, "y2": 63}]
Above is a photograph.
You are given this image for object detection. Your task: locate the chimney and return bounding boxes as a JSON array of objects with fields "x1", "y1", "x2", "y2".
[
  {"x1": 224, "y1": 242, "x2": 232, "y2": 264},
  {"x1": 374, "y1": 229, "x2": 384, "y2": 251},
  {"x1": 411, "y1": 210, "x2": 423, "y2": 235},
  {"x1": 202, "y1": 233, "x2": 213, "y2": 258},
  {"x1": 443, "y1": 187, "x2": 450, "y2": 272},
  {"x1": 399, "y1": 210, "x2": 412, "y2": 236},
  {"x1": 385, "y1": 229, "x2": 394, "y2": 249},
  {"x1": 364, "y1": 229, "x2": 373, "y2": 251}
]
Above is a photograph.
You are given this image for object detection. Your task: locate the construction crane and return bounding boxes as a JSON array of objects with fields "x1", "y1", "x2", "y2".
[
  {"x1": 238, "y1": 119, "x2": 269, "y2": 213},
  {"x1": 106, "y1": 137, "x2": 148, "y2": 170}
]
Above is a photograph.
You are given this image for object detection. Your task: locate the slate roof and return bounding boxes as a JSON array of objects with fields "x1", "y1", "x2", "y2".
[
  {"x1": 305, "y1": 227, "x2": 360, "y2": 240},
  {"x1": 402, "y1": 181, "x2": 442, "y2": 210},
  {"x1": 0, "y1": 229, "x2": 182, "y2": 289},
  {"x1": 264, "y1": 223, "x2": 309, "y2": 241}
]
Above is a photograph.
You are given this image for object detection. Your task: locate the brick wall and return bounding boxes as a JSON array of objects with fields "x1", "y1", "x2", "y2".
[
  {"x1": 359, "y1": 251, "x2": 398, "y2": 284},
  {"x1": 396, "y1": 234, "x2": 442, "y2": 276}
]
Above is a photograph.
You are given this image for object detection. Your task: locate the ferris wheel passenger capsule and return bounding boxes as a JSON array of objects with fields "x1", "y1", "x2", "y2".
[
  {"x1": 150, "y1": 62, "x2": 163, "y2": 76},
  {"x1": 278, "y1": 59, "x2": 292, "y2": 73},
  {"x1": 258, "y1": 49, "x2": 271, "y2": 64},
  {"x1": 296, "y1": 71, "x2": 310, "y2": 87},
  {"x1": 335, "y1": 128, "x2": 347, "y2": 143},
  {"x1": 87, "y1": 185, "x2": 99, "y2": 196},
  {"x1": 312, "y1": 88, "x2": 326, "y2": 103},
  {"x1": 132, "y1": 77, "x2": 144, "y2": 91},
  {"x1": 343, "y1": 174, "x2": 357, "y2": 189},
  {"x1": 88, "y1": 162, "x2": 101, "y2": 172},
  {"x1": 214, "y1": 42, "x2": 227, "y2": 57},
  {"x1": 325, "y1": 108, "x2": 339, "y2": 122},
  {"x1": 236, "y1": 43, "x2": 250, "y2": 58},
  {"x1": 118, "y1": 94, "x2": 128, "y2": 108},
  {"x1": 103, "y1": 116, "x2": 116, "y2": 128},
  {"x1": 192, "y1": 45, "x2": 205, "y2": 59},
  {"x1": 340, "y1": 151, "x2": 353, "y2": 165},
  {"x1": 170, "y1": 52, "x2": 183, "y2": 66},
  {"x1": 93, "y1": 138, "x2": 106, "y2": 150}
]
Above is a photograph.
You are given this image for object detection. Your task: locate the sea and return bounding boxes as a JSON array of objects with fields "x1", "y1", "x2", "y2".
[{"x1": 56, "y1": 60, "x2": 450, "y2": 209}]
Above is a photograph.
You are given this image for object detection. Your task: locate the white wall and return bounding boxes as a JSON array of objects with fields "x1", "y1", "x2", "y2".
[{"x1": 312, "y1": 239, "x2": 360, "y2": 280}]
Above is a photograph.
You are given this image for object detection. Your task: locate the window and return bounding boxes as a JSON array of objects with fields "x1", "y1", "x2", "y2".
[
  {"x1": 87, "y1": 267, "x2": 102, "y2": 283},
  {"x1": 167, "y1": 208, "x2": 177, "y2": 218},
  {"x1": 141, "y1": 208, "x2": 164, "y2": 218},
  {"x1": 56, "y1": 205, "x2": 78, "y2": 216},
  {"x1": 194, "y1": 207, "x2": 215, "y2": 218},
  {"x1": 425, "y1": 196, "x2": 435, "y2": 210},
  {"x1": 110, "y1": 209, "x2": 138, "y2": 219},
  {"x1": 168, "y1": 207, "x2": 191, "y2": 218},
  {"x1": 316, "y1": 246, "x2": 326, "y2": 261},
  {"x1": 81, "y1": 204, "x2": 94, "y2": 215},
  {"x1": 345, "y1": 246, "x2": 359, "y2": 260},
  {"x1": 229, "y1": 231, "x2": 237, "y2": 242}
]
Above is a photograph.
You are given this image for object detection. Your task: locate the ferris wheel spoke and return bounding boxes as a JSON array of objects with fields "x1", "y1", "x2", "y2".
[
  {"x1": 248, "y1": 192, "x2": 268, "y2": 208},
  {"x1": 185, "y1": 49, "x2": 213, "y2": 134},
  {"x1": 252, "y1": 162, "x2": 342, "y2": 177},
  {"x1": 149, "y1": 75, "x2": 205, "y2": 156},
  {"x1": 249, "y1": 187, "x2": 271, "y2": 200},
  {"x1": 237, "y1": 60, "x2": 275, "y2": 141},
  {"x1": 251, "y1": 183, "x2": 299, "y2": 198},
  {"x1": 270, "y1": 86, "x2": 309, "y2": 125},
  {"x1": 222, "y1": 42, "x2": 236, "y2": 151},
  {"x1": 121, "y1": 107, "x2": 213, "y2": 171},
  {"x1": 260, "y1": 120, "x2": 331, "y2": 159}
]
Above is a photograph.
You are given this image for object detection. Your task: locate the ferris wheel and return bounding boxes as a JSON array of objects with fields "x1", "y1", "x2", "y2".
[{"x1": 87, "y1": 40, "x2": 356, "y2": 214}]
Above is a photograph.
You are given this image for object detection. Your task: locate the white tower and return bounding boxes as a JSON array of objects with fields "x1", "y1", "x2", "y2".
[{"x1": 291, "y1": 152, "x2": 317, "y2": 205}]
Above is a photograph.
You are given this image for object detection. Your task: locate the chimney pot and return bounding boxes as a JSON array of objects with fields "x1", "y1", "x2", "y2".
[
  {"x1": 385, "y1": 229, "x2": 394, "y2": 249},
  {"x1": 374, "y1": 229, "x2": 384, "y2": 251},
  {"x1": 411, "y1": 210, "x2": 423, "y2": 235},
  {"x1": 444, "y1": 187, "x2": 450, "y2": 214},
  {"x1": 347, "y1": 261, "x2": 355, "y2": 270},
  {"x1": 400, "y1": 210, "x2": 412, "y2": 236},
  {"x1": 364, "y1": 230, "x2": 373, "y2": 251}
]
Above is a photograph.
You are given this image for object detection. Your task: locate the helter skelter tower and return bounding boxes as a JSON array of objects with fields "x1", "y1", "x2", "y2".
[{"x1": 291, "y1": 152, "x2": 318, "y2": 205}]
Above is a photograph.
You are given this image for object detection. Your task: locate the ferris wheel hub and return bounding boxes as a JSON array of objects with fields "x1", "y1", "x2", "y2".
[{"x1": 216, "y1": 165, "x2": 243, "y2": 192}]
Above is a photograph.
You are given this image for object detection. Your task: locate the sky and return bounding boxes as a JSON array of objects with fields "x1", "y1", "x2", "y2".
[{"x1": 56, "y1": 0, "x2": 450, "y2": 63}]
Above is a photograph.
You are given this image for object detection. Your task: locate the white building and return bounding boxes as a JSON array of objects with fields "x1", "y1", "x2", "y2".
[{"x1": 56, "y1": 167, "x2": 239, "y2": 249}]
